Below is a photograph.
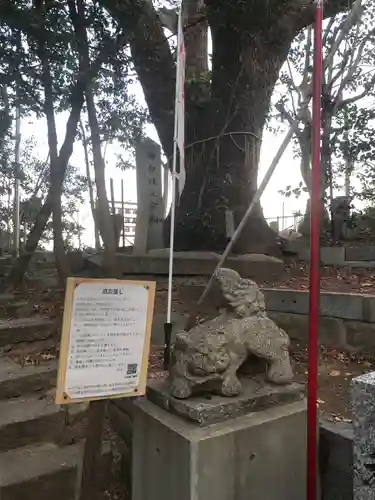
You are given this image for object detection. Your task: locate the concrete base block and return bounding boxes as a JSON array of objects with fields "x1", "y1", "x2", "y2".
[{"x1": 132, "y1": 399, "x2": 307, "y2": 500}]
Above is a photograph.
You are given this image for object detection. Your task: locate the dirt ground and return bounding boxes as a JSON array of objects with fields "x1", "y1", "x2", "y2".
[{"x1": 260, "y1": 259, "x2": 375, "y2": 294}]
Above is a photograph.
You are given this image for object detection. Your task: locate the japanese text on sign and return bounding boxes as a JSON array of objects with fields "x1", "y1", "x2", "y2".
[{"x1": 64, "y1": 282, "x2": 149, "y2": 400}]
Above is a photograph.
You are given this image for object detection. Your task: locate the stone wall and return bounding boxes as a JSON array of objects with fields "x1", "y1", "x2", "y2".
[
  {"x1": 263, "y1": 288, "x2": 375, "y2": 352},
  {"x1": 292, "y1": 244, "x2": 375, "y2": 266}
]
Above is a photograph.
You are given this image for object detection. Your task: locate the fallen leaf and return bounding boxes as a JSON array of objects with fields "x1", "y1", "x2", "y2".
[{"x1": 329, "y1": 370, "x2": 341, "y2": 377}]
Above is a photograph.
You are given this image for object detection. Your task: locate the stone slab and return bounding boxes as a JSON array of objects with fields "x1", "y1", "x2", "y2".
[
  {"x1": 0, "y1": 317, "x2": 56, "y2": 347},
  {"x1": 264, "y1": 288, "x2": 375, "y2": 322},
  {"x1": 342, "y1": 261, "x2": 375, "y2": 269},
  {"x1": 269, "y1": 312, "x2": 348, "y2": 347},
  {"x1": 0, "y1": 301, "x2": 32, "y2": 319},
  {"x1": 108, "y1": 402, "x2": 133, "y2": 447},
  {"x1": 0, "y1": 294, "x2": 15, "y2": 306},
  {"x1": 87, "y1": 252, "x2": 284, "y2": 280},
  {"x1": 132, "y1": 398, "x2": 307, "y2": 500},
  {"x1": 297, "y1": 246, "x2": 346, "y2": 265},
  {"x1": 351, "y1": 372, "x2": 375, "y2": 499},
  {"x1": 0, "y1": 358, "x2": 57, "y2": 400},
  {"x1": 346, "y1": 246, "x2": 375, "y2": 262},
  {"x1": 320, "y1": 420, "x2": 353, "y2": 500},
  {"x1": 0, "y1": 441, "x2": 111, "y2": 500},
  {"x1": 295, "y1": 247, "x2": 341, "y2": 265},
  {"x1": 0, "y1": 395, "x2": 86, "y2": 452},
  {"x1": 146, "y1": 378, "x2": 304, "y2": 426}
]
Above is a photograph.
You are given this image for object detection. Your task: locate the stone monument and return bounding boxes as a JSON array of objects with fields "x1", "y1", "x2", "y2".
[
  {"x1": 134, "y1": 138, "x2": 165, "y2": 253},
  {"x1": 351, "y1": 372, "x2": 375, "y2": 499},
  {"x1": 131, "y1": 268, "x2": 307, "y2": 500},
  {"x1": 331, "y1": 196, "x2": 351, "y2": 241}
]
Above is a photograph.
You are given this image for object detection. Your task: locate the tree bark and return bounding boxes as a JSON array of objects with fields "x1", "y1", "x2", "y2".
[
  {"x1": 69, "y1": 0, "x2": 117, "y2": 277},
  {"x1": 80, "y1": 120, "x2": 101, "y2": 251},
  {"x1": 34, "y1": 0, "x2": 70, "y2": 282}
]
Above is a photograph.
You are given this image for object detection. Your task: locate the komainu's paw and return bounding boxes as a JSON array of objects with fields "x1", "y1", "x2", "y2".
[
  {"x1": 267, "y1": 357, "x2": 293, "y2": 385},
  {"x1": 170, "y1": 377, "x2": 193, "y2": 399},
  {"x1": 220, "y1": 375, "x2": 242, "y2": 397}
]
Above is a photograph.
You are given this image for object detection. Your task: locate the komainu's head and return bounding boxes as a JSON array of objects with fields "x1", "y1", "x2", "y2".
[
  {"x1": 215, "y1": 267, "x2": 266, "y2": 317},
  {"x1": 175, "y1": 330, "x2": 231, "y2": 377}
]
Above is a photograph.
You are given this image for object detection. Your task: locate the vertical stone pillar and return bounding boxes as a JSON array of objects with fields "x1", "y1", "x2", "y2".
[
  {"x1": 351, "y1": 372, "x2": 375, "y2": 499},
  {"x1": 135, "y1": 138, "x2": 164, "y2": 253}
]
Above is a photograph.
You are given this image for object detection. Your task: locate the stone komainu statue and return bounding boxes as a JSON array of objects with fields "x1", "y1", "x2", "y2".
[{"x1": 169, "y1": 268, "x2": 294, "y2": 399}]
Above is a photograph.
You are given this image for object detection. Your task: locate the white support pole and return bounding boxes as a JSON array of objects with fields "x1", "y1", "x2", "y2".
[
  {"x1": 196, "y1": 123, "x2": 298, "y2": 307},
  {"x1": 166, "y1": 9, "x2": 184, "y2": 326}
]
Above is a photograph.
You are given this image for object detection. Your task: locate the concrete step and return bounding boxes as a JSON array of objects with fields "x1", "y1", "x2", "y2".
[
  {"x1": 0, "y1": 317, "x2": 56, "y2": 347},
  {"x1": 0, "y1": 395, "x2": 87, "y2": 452},
  {"x1": 341, "y1": 260, "x2": 375, "y2": 268},
  {"x1": 0, "y1": 301, "x2": 32, "y2": 319},
  {"x1": 0, "y1": 294, "x2": 16, "y2": 305},
  {"x1": 0, "y1": 358, "x2": 57, "y2": 400},
  {"x1": 24, "y1": 276, "x2": 59, "y2": 289},
  {"x1": 0, "y1": 441, "x2": 112, "y2": 500}
]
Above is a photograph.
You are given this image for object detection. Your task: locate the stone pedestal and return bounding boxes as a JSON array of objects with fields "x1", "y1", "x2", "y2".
[
  {"x1": 132, "y1": 380, "x2": 307, "y2": 500},
  {"x1": 351, "y1": 372, "x2": 375, "y2": 499}
]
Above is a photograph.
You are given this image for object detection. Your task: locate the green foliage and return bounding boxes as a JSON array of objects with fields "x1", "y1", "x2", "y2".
[
  {"x1": 273, "y1": 1, "x2": 375, "y2": 203},
  {"x1": 0, "y1": 0, "x2": 150, "y2": 252},
  {"x1": 0, "y1": 134, "x2": 86, "y2": 246}
]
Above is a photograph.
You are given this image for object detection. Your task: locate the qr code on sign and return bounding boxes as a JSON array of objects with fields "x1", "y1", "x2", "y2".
[{"x1": 127, "y1": 364, "x2": 138, "y2": 375}]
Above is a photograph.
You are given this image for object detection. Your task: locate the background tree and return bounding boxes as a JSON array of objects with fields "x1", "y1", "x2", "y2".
[
  {"x1": 274, "y1": 0, "x2": 375, "y2": 225},
  {"x1": 0, "y1": 0, "x2": 143, "y2": 284}
]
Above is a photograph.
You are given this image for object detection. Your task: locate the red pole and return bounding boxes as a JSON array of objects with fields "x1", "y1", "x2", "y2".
[{"x1": 307, "y1": 2, "x2": 324, "y2": 500}]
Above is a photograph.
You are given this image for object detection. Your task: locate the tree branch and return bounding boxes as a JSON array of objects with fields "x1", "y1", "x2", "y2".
[
  {"x1": 325, "y1": 0, "x2": 363, "y2": 72},
  {"x1": 99, "y1": 0, "x2": 175, "y2": 159}
]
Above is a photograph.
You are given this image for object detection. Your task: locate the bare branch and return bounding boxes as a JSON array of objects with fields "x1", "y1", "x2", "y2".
[
  {"x1": 334, "y1": 26, "x2": 375, "y2": 104},
  {"x1": 325, "y1": 0, "x2": 363, "y2": 71}
]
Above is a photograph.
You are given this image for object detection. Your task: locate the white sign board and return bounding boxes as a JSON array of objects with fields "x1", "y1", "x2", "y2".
[{"x1": 56, "y1": 278, "x2": 156, "y2": 404}]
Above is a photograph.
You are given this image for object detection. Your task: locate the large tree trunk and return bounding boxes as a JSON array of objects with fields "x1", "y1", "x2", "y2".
[
  {"x1": 172, "y1": 2, "x2": 300, "y2": 254},
  {"x1": 102, "y1": 0, "x2": 354, "y2": 254}
]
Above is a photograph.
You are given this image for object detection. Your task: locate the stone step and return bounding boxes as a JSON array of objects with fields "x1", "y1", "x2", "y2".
[
  {"x1": 0, "y1": 294, "x2": 16, "y2": 306},
  {"x1": 24, "y1": 276, "x2": 59, "y2": 289},
  {"x1": 0, "y1": 358, "x2": 57, "y2": 400},
  {"x1": 0, "y1": 301, "x2": 32, "y2": 319},
  {"x1": 0, "y1": 441, "x2": 112, "y2": 500},
  {"x1": 0, "y1": 395, "x2": 87, "y2": 452},
  {"x1": 0, "y1": 317, "x2": 56, "y2": 347}
]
